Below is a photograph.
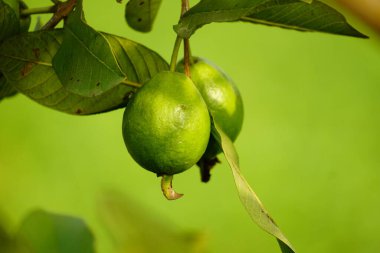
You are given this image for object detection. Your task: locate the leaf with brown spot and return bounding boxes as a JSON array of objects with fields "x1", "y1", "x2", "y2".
[
  {"x1": 0, "y1": 29, "x2": 169, "y2": 114},
  {"x1": 125, "y1": 0, "x2": 162, "y2": 32}
]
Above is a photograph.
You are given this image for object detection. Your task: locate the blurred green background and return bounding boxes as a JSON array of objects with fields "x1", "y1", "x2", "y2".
[{"x1": 1, "y1": 0, "x2": 380, "y2": 252}]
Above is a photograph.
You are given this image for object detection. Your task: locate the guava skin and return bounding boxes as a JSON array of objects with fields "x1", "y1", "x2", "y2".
[
  {"x1": 177, "y1": 57, "x2": 244, "y2": 160},
  {"x1": 122, "y1": 71, "x2": 211, "y2": 176}
]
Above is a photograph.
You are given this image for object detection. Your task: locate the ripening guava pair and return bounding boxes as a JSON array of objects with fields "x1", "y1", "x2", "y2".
[{"x1": 122, "y1": 57, "x2": 243, "y2": 198}]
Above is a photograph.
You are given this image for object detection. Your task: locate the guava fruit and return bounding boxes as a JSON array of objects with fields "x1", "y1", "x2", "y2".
[
  {"x1": 122, "y1": 71, "x2": 210, "y2": 176},
  {"x1": 177, "y1": 57, "x2": 244, "y2": 181},
  {"x1": 177, "y1": 57, "x2": 244, "y2": 157}
]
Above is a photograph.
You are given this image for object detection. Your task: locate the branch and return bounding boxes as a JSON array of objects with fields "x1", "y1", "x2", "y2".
[
  {"x1": 21, "y1": 6, "x2": 57, "y2": 16},
  {"x1": 41, "y1": 0, "x2": 78, "y2": 30}
]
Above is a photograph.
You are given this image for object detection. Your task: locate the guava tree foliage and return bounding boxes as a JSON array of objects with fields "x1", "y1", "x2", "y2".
[{"x1": 0, "y1": 0, "x2": 366, "y2": 252}]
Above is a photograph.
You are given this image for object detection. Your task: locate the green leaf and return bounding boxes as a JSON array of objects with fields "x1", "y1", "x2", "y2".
[
  {"x1": 0, "y1": 219, "x2": 12, "y2": 253},
  {"x1": 19, "y1": 1, "x2": 31, "y2": 33},
  {"x1": 53, "y1": 0, "x2": 126, "y2": 97},
  {"x1": 125, "y1": 0, "x2": 162, "y2": 32},
  {"x1": 241, "y1": 0, "x2": 367, "y2": 38},
  {"x1": 174, "y1": 0, "x2": 269, "y2": 38},
  {"x1": 2, "y1": 0, "x2": 18, "y2": 16},
  {"x1": 175, "y1": 0, "x2": 366, "y2": 39},
  {"x1": 210, "y1": 121, "x2": 296, "y2": 253},
  {"x1": 0, "y1": 73, "x2": 17, "y2": 101},
  {"x1": 0, "y1": 30, "x2": 168, "y2": 115},
  {"x1": 16, "y1": 210, "x2": 95, "y2": 253},
  {"x1": 99, "y1": 191, "x2": 208, "y2": 253},
  {"x1": 0, "y1": 0, "x2": 31, "y2": 42},
  {"x1": 102, "y1": 33, "x2": 168, "y2": 83},
  {"x1": 0, "y1": 0, "x2": 20, "y2": 42}
]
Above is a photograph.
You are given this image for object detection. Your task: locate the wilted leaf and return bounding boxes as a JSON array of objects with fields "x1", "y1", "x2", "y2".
[
  {"x1": 242, "y1": 0, "x2": 367, "y2": 38},
  {"x1": 125, "y1": 0, "x2": 162, "y2": 32},
  {"x1": 0, "y1": 29, "x2": 168, "y2": 114},
  {"x1": 53, "y1": 0, "x2": 126, "y2": 97},
  {"x1": 15, "y1": 210, "x2": 95, "y2": 253},
  {"x1": 211, "y1": 121, "x2": 295, "y2": 253}
]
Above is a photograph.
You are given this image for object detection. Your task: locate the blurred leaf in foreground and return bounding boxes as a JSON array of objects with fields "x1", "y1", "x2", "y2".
[
  {"x1": 15, "y1": 210, "x2": 96, "y2": 253},
  {"x1": 98, "y1": 191, "x2": 208, "y2": 253},
  {"x1": 0, "y1": 217, "x2": 13, "y2": 253}
]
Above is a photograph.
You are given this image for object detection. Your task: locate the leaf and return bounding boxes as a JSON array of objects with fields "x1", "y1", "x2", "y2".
[
  {"x1": 0, "y1": 29, "x2": 168, "y2": 115},
  {"x1": 0, "y1": 0, "x2": 31, "y2": 42},
  {"x1": 175, "y1": 0, "x2": 366, "y2": 39},
  {"x1": 210, "y1": 121, "x2": 296, "y2": 253},
  {"x1": 34, "y1": 16, "x2": 43, "y2": 31},
  {"x1": 174, "y1": 0, "x2": 268, "y2": 38},
  {"x1": 15, "y1": 210, "x2": 95, "y2": 253},
  {"x1": 125, "y1": 0, "x2": 162, "y2": 32},
  {"x1": 53, "y1": 0, "x2": 126, "y2": 97},
  {"x1": 241, "y1": 0, "x2": 367, "y2": 38},
  {"x1": 0, "y1": 219, "x2": 12, "y2": 253},
  {"x1": 18, "y1": 1, "x2": 31, "y2": 33},
  {"x1": 0, "y1": 0, "x2": 20, "y2": 42},
  {"x1": 0, "y1": 74, "x2": 17, "y2": 101},
  {"x1": 99, "y1": 191, "x2": 208, "y2": 253}
]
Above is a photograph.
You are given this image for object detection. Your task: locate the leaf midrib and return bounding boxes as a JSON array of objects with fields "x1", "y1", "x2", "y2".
[
  {"x1": 0, "y1": 54, "x2": 52, "y2": 66},
  {"x1": 65, "y1": 27, "x2": 125, "y2": 77}
]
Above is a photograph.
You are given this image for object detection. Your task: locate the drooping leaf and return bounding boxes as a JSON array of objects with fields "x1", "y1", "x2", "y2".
[
  {"x1": 175, "y1": 0, "x2": 366, "y2": 39},
  {"x1": 99, "y1": 191, "x2": 208, "y2": 253},
  {"x1": 241, "y1": 0, "x2": 367, "y2": 38},
  {"x1": 174, "y1": 0, "x2": 268, "y2": 38},
  {"x1": 0, "y1": 29, "x2": 168, "y2": 115},
  {"x1": 0, "y1": 74, "x2": 17, "y2": 101},
  {"x1": 15, "y1": 210, "x2": 95, "y2": 253},
  {"x1": 125, "y1": 0, "x2": 162, "y2": 32},
  {"x1": 211, "y1": 121, "x2": 295, "y2": 253},
  {"x1": 53, "y1": 0, "x2": 126, "y2": 97},
  {"x1": 0, "y1": 0, "x2": 31, "y2": 42}
]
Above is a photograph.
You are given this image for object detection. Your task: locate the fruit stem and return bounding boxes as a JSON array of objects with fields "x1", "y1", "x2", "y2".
[
  {"x1": 20, "y1": 6, "x2": 57, "y2": 16},
  {"x1": 169, "y1": 36, "x2": 182, "y2": 72},
  {"x1": 161, "y1": 175, "x2": 183, "y2": 200},
  {"x1": 121, "y1": 79, "x2": 142, "y2": 88},
  {"x1": 183, "y1": 39, "x2": 191, "y2": 77}
]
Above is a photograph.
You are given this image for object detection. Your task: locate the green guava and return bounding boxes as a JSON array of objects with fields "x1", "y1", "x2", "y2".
[
  {"x1": 177, "y1": 57, "x2": 244, "y2": 182},
  {"x1": 122, "y1": 71, "x2": 210, "y2": 176},
  {"x1": 177, "y1": 57, "x2": 244, "y2": 159}
]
